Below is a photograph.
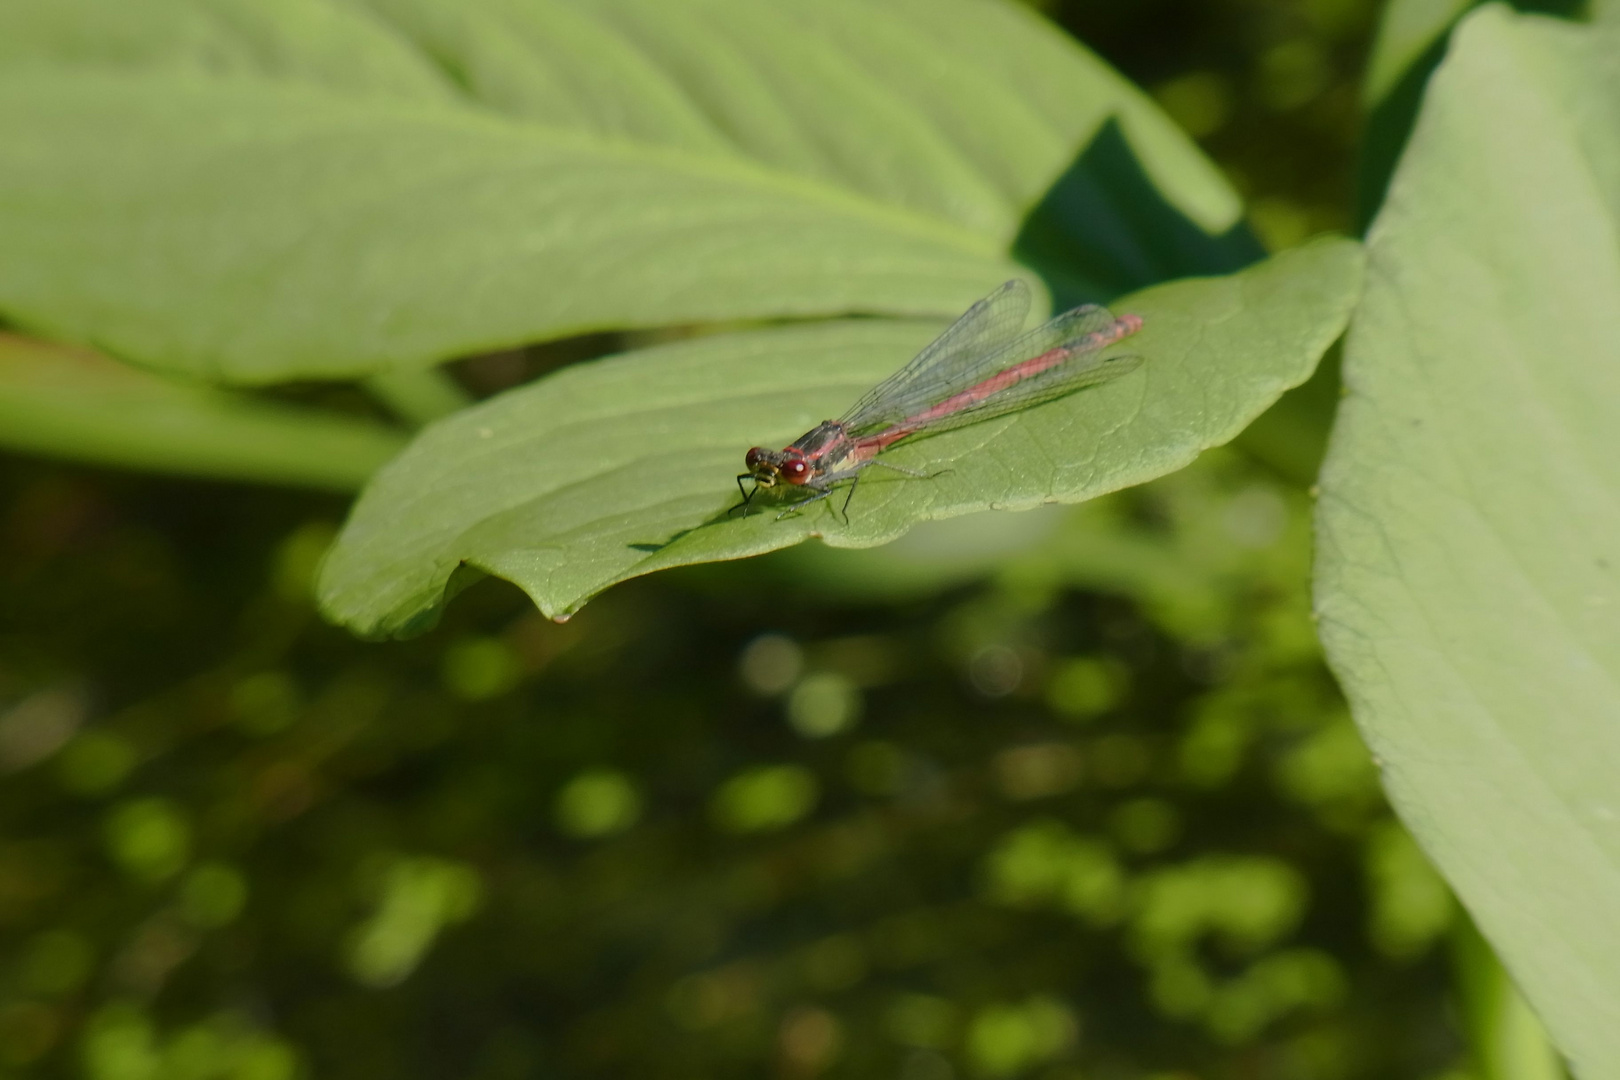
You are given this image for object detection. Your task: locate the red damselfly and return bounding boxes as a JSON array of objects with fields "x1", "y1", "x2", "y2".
[{"x1": 736, "y1": 280, "x2": 1144, "y2": 519}]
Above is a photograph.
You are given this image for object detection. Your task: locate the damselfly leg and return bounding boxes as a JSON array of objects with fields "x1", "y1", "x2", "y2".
[
  {"x1": 774, "y1": 459, "x2": 932, "y2": 521},
  {"x1": 730, "y1": 474, "x2": 758, "y2": 516}
]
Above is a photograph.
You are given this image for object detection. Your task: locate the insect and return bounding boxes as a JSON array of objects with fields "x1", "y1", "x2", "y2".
[{"x1": 735, "y1": 280, "x2": 1144, "y2": 519}]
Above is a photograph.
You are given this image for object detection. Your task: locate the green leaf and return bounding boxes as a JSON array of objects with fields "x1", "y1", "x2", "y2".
[
  {"x1": 0, "y1": 335, "x2": 404, "y2": 491},
  {"x1": 1355, "y1": 0, "x2": 1590, "y2": 230},
  {"x1": 0, "y1": 0, "x2": 456, "y2": 99},
  {"x1": 318, "y1": 236, "x2": 1362, "y2": 636},
  {"x1": 1315, "y1": 8, "x2": 1620, "y2": 1076},
  {"x1": 1363, "y1": 0, "x2": 1476, "y2": 111},
  {"x1": 365, "y1": 367, "x2": 475, "y2": 428},
  {"x1": 0, "y1": 0, "x2": 1252, "y2": 385},
  {"x1": 1356, "y1": 0, "x2": 1478, "y2": 230}
]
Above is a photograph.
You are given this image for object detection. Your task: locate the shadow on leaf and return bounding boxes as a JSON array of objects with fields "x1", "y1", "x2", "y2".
[{"x1": 1013, "y1": 118, "x2": 1265, "y2": 310}]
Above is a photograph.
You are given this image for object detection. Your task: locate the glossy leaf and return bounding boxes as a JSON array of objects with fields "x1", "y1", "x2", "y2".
[
  {"x1": 0, "y1": 336, "x2": 404, "y2": 491},
  {"x1": 1316, "y1": 9, "x2": 1620, "y2": 1076},
  {"x1": 0, "y1": 0, "x2": 1252, "y2": 385},
  {"x1": 318, "y1": 236, "x2": 1362, "y2": 636}
]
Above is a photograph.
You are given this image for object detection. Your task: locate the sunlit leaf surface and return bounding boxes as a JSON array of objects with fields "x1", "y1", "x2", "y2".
[
  {"x1": 0, "y1": 0, "x2": 1251, "y2": 384},
  {"x1": 1316, "y1": 9, "x2": 1620, "y2": 1076}
]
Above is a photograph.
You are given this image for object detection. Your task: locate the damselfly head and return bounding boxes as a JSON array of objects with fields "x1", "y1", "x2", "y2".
[
  {"x1": 745, "y1": 446, "x2": 779, "y2": 487},
  {"x1": 744, "y1": 447, "x2": 810, "y2": 487}
]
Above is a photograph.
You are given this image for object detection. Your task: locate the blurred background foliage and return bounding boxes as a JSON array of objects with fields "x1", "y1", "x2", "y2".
[{"x1": 0, "y1": 0, "x2": 1555, "y2": 1078}]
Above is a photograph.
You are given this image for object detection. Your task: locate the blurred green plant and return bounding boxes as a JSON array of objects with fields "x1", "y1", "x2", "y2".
[
  {"x1": 103, "y1": 799, "x2": 192, "y2": 885},
  {"x1": 554, "y1": 768, "x2": 643, "y2": 838},
  {"x1": 346, "y1": 856, "x2": 483, "y2": 988},
  {"x1": 709, "y1": 764, "x2": 821, "y2": 833},
  {"x1": 80, "y1": 1004, "x2": 299, "y2": 1080}
]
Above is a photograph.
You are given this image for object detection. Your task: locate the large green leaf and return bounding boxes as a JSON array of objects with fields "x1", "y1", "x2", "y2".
[
  {"x1": 0, "y1": 335, "x2": 404, "y2": 490},
  {"x1": 317, "y1": 236, "x2": 1361, "y2": 636},
  {"x1": 0, "y1": 0, "x2": 1252, "y2": 385},
  {"x1": 1316, "y1": 8, "x2": 1620, "y2": 1076}
]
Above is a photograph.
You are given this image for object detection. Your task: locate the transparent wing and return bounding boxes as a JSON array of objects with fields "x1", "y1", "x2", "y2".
[
  {"x1": 842, "y1": 300, "x2": 1141, "y2": 440},
  {"x1": 839, "y1": 280, "x2": 1031, "y2": 430}
]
